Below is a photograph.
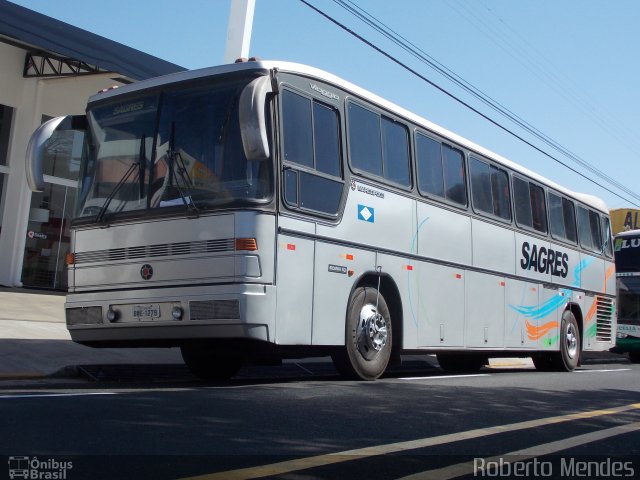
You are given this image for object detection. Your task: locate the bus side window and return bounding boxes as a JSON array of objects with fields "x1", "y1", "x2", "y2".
[
  {"x1": 529, "y1": 184, "x2": 547, "y2": 233},
  {"x1": 548, "y1": 192, "x2": 566, "y2": 239},
  {"x1": 442, "y1": 144, "x2": 467, "y2": 206},
  {"x1": 381, "y1": 117, "x2": 410, "y2": 187},
  {"x1": 281, "y1": 89, "x2": 343, "y2": 216},
  {"x1": 549, "y1": 192, "x2": 578, "y2": 244},
  {"x1": 577, "y1": 205, "x2": 602, "y2": 252},
  {"x1": 563, "y1": 197, "x2": 577, "y2": 243},
  {"x1": 470, "y1": 156, "x2": 493, "y2": 214},
  {"x1": 348, "y1": 102, "x2": 382, "y2": 177},
  {"x1": 416, "y1": 133, "x2": 444, "y2": 198},
  {"x1": 513, "y1": 176, "x2": 533, "y2": 229},
  {"x1": 348, "y1": 101, "x2": 410, "y2": 188},
  {"x1": 601, "y1": 215, "x2": 613, "y2": 257},
  {"x1": 469, "y1": 156, "x2": 511, "y2": 221}
]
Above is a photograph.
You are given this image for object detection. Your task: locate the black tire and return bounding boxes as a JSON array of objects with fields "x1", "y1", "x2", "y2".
[
  {"x1": 332, "y1": 286, "x2": 392, "y2": 381},
  {"x1": 629, "y1": 352, "x2": 640, "y2": 364},
  {"x1": 437, "y1": 354, "x2": 486, "y2": 373},
  {"x1": 533, "y1": 311, "x2": 581, "y2": 372},
  {"x1": 554, "y1": 310, "x2": 581, "y2": 371},
  {"x1": 180, "y1": 343, "x2": 244, "y2": 381}
]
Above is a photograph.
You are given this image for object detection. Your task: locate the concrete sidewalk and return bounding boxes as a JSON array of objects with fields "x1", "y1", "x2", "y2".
[{"x1": 0, "y1": 288, "x2": 181, "y2": 379}]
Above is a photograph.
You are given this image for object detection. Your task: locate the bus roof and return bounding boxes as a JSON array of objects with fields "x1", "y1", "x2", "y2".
[
  {"x1": 89, "y1": 60, "x2": 609, "y2": 214},
  {"x1": 616, "y1": 229, "x2": 640, "y2": 238}
]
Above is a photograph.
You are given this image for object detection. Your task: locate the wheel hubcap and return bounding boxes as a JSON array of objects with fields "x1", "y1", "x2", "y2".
[
  {"x1": 566, "y1": 323, "x2": 578, "y2": 359},
  {"x1": 356, "y1": 304, "x2": 388, "y2": 360}
]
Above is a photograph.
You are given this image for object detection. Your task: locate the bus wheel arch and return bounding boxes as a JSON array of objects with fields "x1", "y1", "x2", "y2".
[
  {"x1": 533, "y1": 305, "x2": 582, "y2": 372},
  {"x1": 332, "y1": 272, "x2": 403, "y2": 380}
]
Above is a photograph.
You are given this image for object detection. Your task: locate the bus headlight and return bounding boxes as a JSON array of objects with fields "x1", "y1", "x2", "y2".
[
  {"x1": 106, "y1": 308, "x2": 119, "y2": 322},
  {"x1": 172, "y1": 306, "x2": 184, "y2": 320}
]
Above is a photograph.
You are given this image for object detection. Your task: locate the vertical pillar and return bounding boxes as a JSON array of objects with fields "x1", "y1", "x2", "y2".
[
  {"x1": 0, "y1": 78, "x2": 43, "y2": 286},
  {"x1": 223, "y1": 0, "x2": 256, "y2": 64}
]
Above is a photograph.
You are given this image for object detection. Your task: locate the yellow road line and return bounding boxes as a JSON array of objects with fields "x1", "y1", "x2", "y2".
[
  {"x1": 182, "y1": 403, "x2": 640, "y2": 480},
  {"x1": 399, "y1": 421, "x2": 640, "y2": 480}
]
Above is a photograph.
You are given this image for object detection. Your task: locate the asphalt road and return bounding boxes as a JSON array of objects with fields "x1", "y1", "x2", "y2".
[{"x1": 1, "y1": 358, "x2": 639, "y2": 480}]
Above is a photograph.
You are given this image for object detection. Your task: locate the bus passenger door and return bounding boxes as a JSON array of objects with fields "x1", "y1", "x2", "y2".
[{"x1": 274, "y1": 217, "x2": 315, "y2": 345}]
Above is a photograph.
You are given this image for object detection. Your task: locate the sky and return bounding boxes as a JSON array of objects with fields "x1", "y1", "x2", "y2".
[{"x1": 9, "y1": 0, "x2": 640, "y2": 210}]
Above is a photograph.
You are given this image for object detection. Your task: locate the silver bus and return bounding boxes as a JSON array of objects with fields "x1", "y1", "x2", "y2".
[{"x1": 26, "y1": 60, "x2": 616, "y2": 380}]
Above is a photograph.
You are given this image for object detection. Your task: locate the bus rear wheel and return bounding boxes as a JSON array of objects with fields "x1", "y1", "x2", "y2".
[
  {"x1": 629, "y1": 352, "x2": 640, "y2": 364},
  {"x1": 332, "y1": 286, "x2": 392, "y2": 381},
  {"x1": 180, "y1": 343, "x2": 244, "y2": 381},
  {"x1": 555, "y1": 310, "x2": 581, "y2": 371},
  {"x1": 533, "y1": 311, "x2": 580, "y2": 372}
]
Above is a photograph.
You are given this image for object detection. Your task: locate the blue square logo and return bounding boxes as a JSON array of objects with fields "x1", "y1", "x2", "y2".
[{"x1": 358, "y1": 204, "x2": 375, "y2": 223}]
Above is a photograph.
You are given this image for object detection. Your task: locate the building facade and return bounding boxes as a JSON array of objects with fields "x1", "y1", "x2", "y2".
[{"x1": 0, "y1": 0, "x2": 184, "y2": 289}]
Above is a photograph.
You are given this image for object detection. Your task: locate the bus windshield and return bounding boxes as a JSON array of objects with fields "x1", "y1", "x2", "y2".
[
  {"x1": 615, "y1": 232, "x2": 640, "y2": 326},
  {"x1": 617, "y1": 276, "x2": 640, "y2": 325},
  {"x1": 76, "y1": 79, "x2": 272, "y2": 220}
]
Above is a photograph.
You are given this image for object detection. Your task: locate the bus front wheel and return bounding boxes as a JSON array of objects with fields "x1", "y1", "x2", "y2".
[
  {"x1": 180, "y1": 343, "x2": 244, "y2": 381},
  {"x1": 629, "y1": 352, "x2": 640, "y2": 364},
  {"x1": 332, "y1": 286, "x2": 392, "y2": 381}
]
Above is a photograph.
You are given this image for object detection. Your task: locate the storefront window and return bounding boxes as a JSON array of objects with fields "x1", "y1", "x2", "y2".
[
  {"x1": 22, "y1": 184, "x2": 76, "y2": 290},
  {"x1": 0, "y1": 173, "x2": 6, "y2": 237},
  {"x1": 0, "y1": 105, "x2": 13, "y2": 166}
]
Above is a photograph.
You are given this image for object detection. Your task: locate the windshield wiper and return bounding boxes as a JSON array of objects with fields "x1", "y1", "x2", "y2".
[
  {"x1": 94, "y1": 136, "x2": 145, "y2": 223},
  {"x1": 165, "y1": 122, "x2": 199, "y2": 216}
]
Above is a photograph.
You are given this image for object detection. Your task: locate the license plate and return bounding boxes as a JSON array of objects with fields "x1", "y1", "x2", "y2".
[{"x1": 132, "y1": 304, "x2": 161, "y2": 319}]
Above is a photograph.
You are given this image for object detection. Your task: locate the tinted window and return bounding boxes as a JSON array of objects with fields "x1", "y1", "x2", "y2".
[
  {"x1": 563, "y1": 198, "x2": 577, "y2": 243},
  {"x1": 282, "y1": 90, "x2": 313, "y2": 168},
  {"x1": 549, "y1": 192, "x2": 577, "y2": 243},
  {"x1": 298, "y1": 172, "x2": 343, "y2": 214},
  {"x1": 416, "y1": 133, "x2": 444, "y2": 197},
  {"x1": 282, "y1": 90, "x2": 343, "y2": 216},
  {"x1": 548, "y1": 193, "x2": 565, "y2": 239},
  {"x1": 442, "y1": 145, "x2": 467, "y2": 205},
  {"x1": 513, "y1": 176, "x2": 546, "y2": 233},
  {"x1": 578, "y1": 206, "x2": 602, "y2": 252},
  {"x1": 492, "y1": 167, "x2": 511, "y2": 220},
  {"x1": 381, "y1": 117, "x2": 410, "y2": 186},
  {"x1": 313, "y1": 102, "x2": 341, "y2": 177},
  {"x1": 530, "y1": 184, "x2": 547, "y2": 233},
  {"x1": 470, "y1": 157, "x2": 493, "y2": 214},
  {"x1": 470, "y1": 157, "x2": 511, "y2": 221},
  {"x1": 348, "y1": 102, "x2": 382, "y2": 176},
  {"x1": 601, "y1": 216, "x2": 613, "y2": 257}
]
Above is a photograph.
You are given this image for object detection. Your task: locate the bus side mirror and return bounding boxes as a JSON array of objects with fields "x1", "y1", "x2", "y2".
[
  {"x1": 239, "y1": 75, "x2": 272, "y2": 161},
  {"x1": 26, "y1": 115, "x2": 87, "y2": 192}
]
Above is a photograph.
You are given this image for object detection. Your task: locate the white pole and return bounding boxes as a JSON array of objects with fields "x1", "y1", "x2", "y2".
[{"x1": 224, "y1": 0, "x2": 256, "y2": 64}]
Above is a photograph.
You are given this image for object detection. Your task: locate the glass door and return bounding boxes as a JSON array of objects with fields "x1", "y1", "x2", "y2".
[{"x1": 22, "y1": 184, "x2": 76, "y2": 290}]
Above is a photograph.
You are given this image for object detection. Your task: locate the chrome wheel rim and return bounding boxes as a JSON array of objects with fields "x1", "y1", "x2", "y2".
[
  {"x1": 565, "y1": 322, "x2": 578, "y2": 359},
  {"x1": 356, "y1": 303, "x2": 388, "y2": 361}
]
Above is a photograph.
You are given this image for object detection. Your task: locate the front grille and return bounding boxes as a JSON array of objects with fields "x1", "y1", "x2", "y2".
[
  {"x1": 189, "y1": 300, "x2": 240, "y2": 321},
  {"x1": 74, "y1": 238, "x2": 235, "y2": 264},
  {"x1": 595, "y1": 296, "x2": 614, "y2": 342},
  {"x1": 66, "y1": 306, "x2": 103, "y2": 325}
]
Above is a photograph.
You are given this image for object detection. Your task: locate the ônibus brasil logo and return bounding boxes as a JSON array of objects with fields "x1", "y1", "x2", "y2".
[{"x1": 8, "y1": 456, "x2": 73, "y2": 479}]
